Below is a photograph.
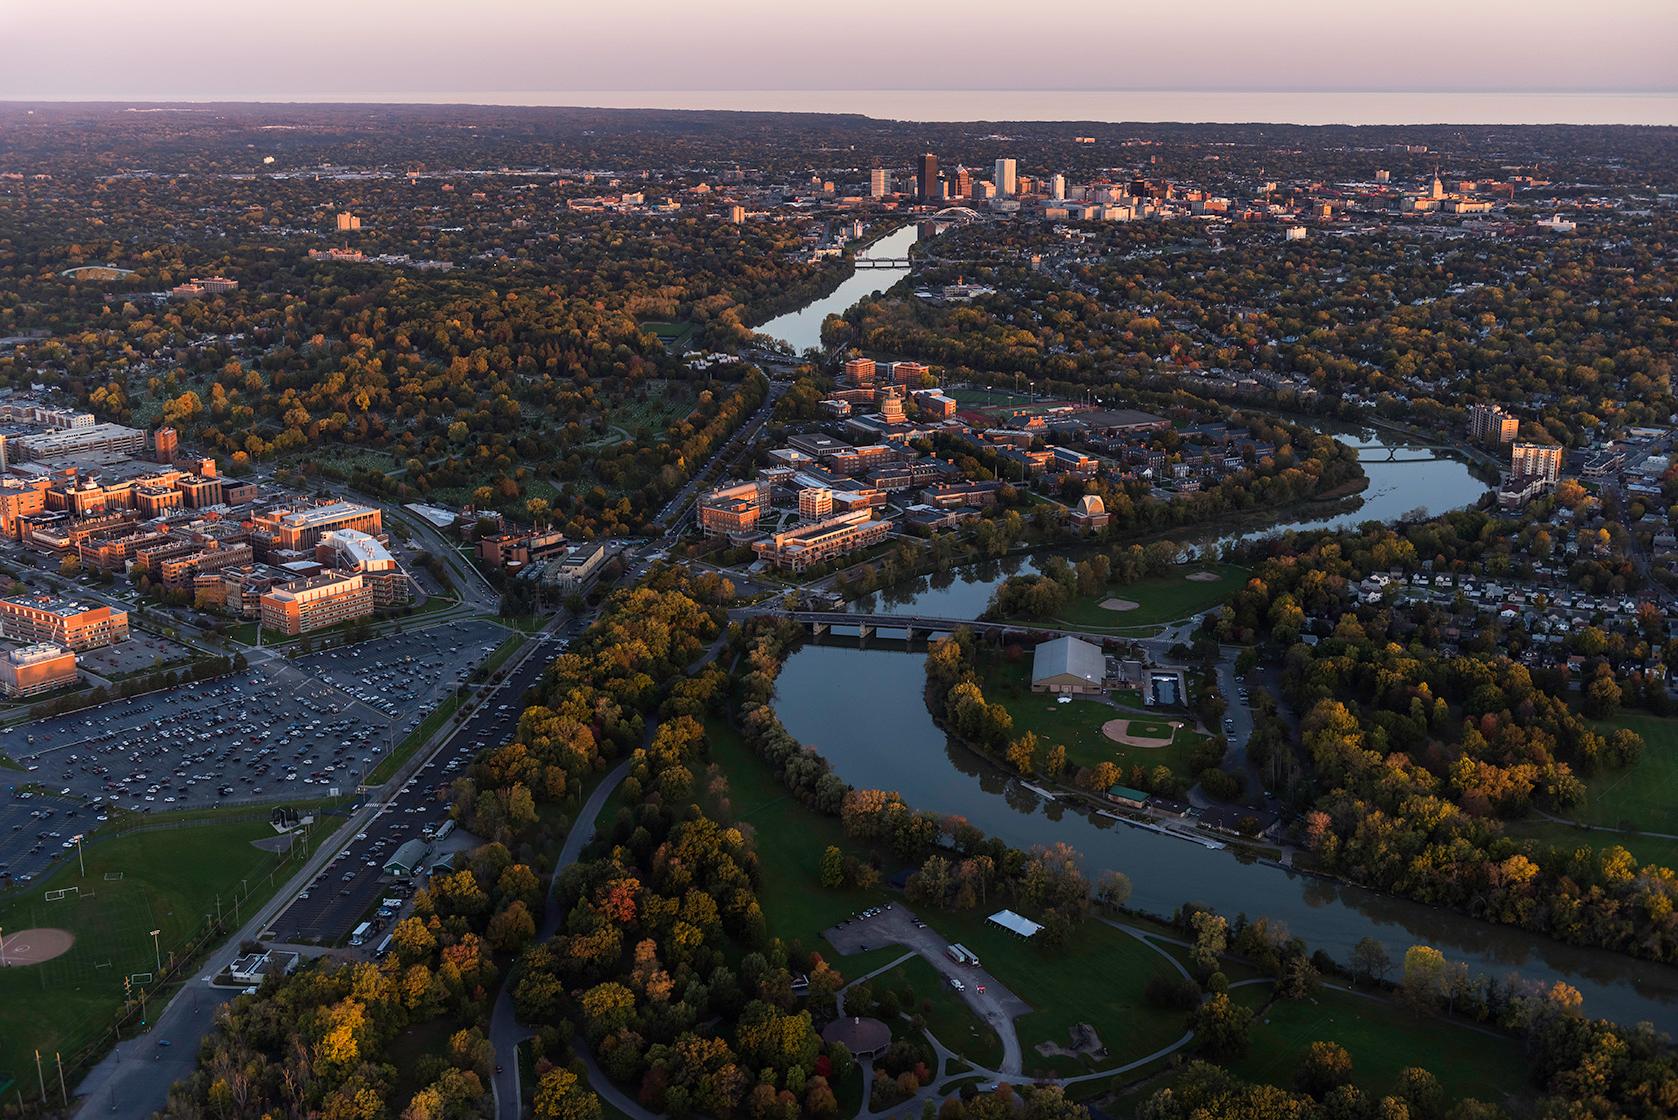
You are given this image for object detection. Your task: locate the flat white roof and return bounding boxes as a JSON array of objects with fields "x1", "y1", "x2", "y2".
[{"x1": 988, "y1": 909, "x2": 1042, "y2": 938}]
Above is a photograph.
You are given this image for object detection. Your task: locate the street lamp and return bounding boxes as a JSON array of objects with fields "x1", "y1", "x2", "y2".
[
  {"x1": 71, "y1": 834, "x2": 84, "y2": 878},
  {"x1": 0, "y1": 926, "x2": 7, "y2": 967},
  {"x1": 148, "y1": 929, "x2": 161, "y2": 974}
]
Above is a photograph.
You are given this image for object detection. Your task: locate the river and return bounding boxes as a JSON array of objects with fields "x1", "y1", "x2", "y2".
[
  {"x1": 850, "y1": 418, "x2": 1492, "y2": 620},
  {"x1": 771, "y1": 641, "x2": 1678, "y2": 1030},
  {"x1": 765, "y1": 410, "x2": 1678, "y2": 1027},
  {"x1": 755, "y1": 224, "x2": 920, "y2": 354}
]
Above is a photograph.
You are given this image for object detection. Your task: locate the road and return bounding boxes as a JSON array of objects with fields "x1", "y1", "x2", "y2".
[
  {"x1": 71, "y1": 613, "x2": 584, "y2": 1119},
  {"x1": 826, "y1": 905, "x2": 1029, "y2": 1076},
  {"x1": 652, "y1": 380, "x2": 785, "y2": 533},
  {"x1": 489, "y1": 634, "x2": 731, "y2": 1120},
  {"x1": 489, "y1": 757, "x2": 632, "y2": 1120}
]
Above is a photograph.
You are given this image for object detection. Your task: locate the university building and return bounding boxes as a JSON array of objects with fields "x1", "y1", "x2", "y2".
[
  {"x1": 751, "y1": 510, "x2": 891, "y2": 572},
  {"x1": 258, "y1": 572, "x2": 376, "y2": 636},
  {"x1": 0, "y1": 594, "x2": 129, "y2": 651},
  {"x1": 0, "y1": 643, "x2": 77, "y2": 698}
]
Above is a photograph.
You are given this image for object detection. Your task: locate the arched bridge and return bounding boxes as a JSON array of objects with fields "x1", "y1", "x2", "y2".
[{"x1": 1355, "y1": 447, "x2": 1449, "y2": 463}]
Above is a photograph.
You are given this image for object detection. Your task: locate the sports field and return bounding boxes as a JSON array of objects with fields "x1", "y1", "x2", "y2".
[
  {"x1": 0, "y1": 818, "x2": 299, "y2": 1089},
  {"x1": 1033, "y1": 564, "x2": 1249, "y2": 632},
  {"x1": 974, "y1": 653, "x2": 1208, "y2": 779}
]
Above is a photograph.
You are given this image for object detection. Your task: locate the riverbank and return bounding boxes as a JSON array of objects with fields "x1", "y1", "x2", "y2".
[{"x1": 769, "y1": 640, "x2": 1678, "y2": 1030}]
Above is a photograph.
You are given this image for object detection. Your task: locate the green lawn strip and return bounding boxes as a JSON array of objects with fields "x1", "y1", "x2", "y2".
[
  {"x1": 702, "y1": 718, "x2": 891, "y2": 950},
  {"x1": 1571, "y1": 712, "x2": 1678, "y2": 834},
  {"x1": 1502, "y1": 817, "x2": 1678, "y2": 872},
  {"x1": 912, "y1": 910, "x2": 1186, "y2": 1081},
  {"x1": 1232, "y1": 986, "x2": 1530, "y2": 1107},
  {"x1": 0, "y1": 818, "x2": 297, "y2": 1085},
  {"x1": 476, "y1": 631, "x2": 529, "y2": 680},
  {"x1": 874, "y1": 954, "x2": 1005, "y2": 1070},
  {"x1": 973, "y1": 653, "x2": 1206, "y2": 777},
  {"x1": 1030, "y1": 564, "x2": 1249, "y2": 631},
  {"x1": 365, "y1": 696, "x2": 461, "y2": 788}
]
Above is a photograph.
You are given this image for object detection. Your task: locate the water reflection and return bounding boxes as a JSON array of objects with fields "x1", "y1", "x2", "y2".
[
  {"x1": 755, "y1": 225, "x2": 921, "y2": 354},
  {"x1": 772, "y1": 642, "x2": 1678, "y2": 1029}
]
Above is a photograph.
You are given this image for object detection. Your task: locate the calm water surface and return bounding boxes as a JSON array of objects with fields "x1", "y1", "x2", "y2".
[
  {"x1": 755, "y1": 224, "x2": 918, "y2": 353},
  {"x1": 772, "y1": 643, "x2": 1678, "y2": 1029}
]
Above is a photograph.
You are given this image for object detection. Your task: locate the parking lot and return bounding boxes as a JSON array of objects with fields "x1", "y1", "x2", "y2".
[
  {"x1": 0, "y1": 619, "x2": 511, "y2": 820},
  {"x1": 267, "y1": 621, "x2": 581, "y2": 947},
  {"x1": 77, "y1": 630, "x2": 195, "y2": 678},
  {"x1": 0, "y1": 792, "x2": 86, "y2": 886}
]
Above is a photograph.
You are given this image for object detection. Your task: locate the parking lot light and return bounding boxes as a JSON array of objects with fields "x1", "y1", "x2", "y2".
[{"x1": 71, "y1": 833, "x2": 84, "y2": 877}]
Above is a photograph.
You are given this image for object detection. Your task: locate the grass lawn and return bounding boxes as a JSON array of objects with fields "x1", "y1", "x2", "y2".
[
  {"x1": 974, "y1": 652, "x2": 1208, "y2": 778},
  {"x1": 876, "y1": 954, "x2": 1005, "y2": 1069},
  {"x1": 914, "y1": 910, "x2": 1186, "y2": 1080},
  {"x1": 640, "y1": 321, "x2": 695, "y2": 347},
  {"x1": 1030, "y1": 563, "x2": 1249, "y2": 632},
  {"x1": 0, "y1": 818, "x2": 299, "y2": 1087},
  {"x1": 1232, "y1": 987, "x2": 1530, "y2": 1108},
  {"x1": 950, "y1": 387, "x2": 1033, "y2": 409},
  {"x1": 1503, "y1": 817, "x2": 1678, "y2": 871},
  {"x1": 1568, "y1": 712, "x2": 1678, "y2": 835},
  {"x1": 702, "y1": 718, "x2": 890, "y2": 952}
]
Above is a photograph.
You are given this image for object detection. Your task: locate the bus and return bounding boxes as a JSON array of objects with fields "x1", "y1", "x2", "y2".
[
  {"x1": 349, "y1": 921, "x2": 372, "y2": 947},
  {"x1": 435, "y1": 819, "x2": 457, "y2": 842},
  {"x1": 374, "y1": 934, "x2": 393, "y2": 958},
  {"x1": 945, "y1": 944, "x2": 979, "y2": 967}
]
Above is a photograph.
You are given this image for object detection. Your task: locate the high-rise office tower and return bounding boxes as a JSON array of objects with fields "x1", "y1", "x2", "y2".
[
  {"x1": 869, "y1": 167, "x2": 890, "y2": 198},
  {"x1": 918, "y1": 153, "x2": 939, "y2": 201},
  {"x1": 952, "y1": 166, "x2": 972, "y2": 199},
  {"x1": 994, "y1": 158, "x2": 1017, "y2": 197},
  {"x1": 1050, "y1": 173, "x2": 1067, "y2": 200}
]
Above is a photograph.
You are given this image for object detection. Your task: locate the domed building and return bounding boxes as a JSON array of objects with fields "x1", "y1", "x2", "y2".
[{"x1": 1071, "y1": 494, "x2": 1110, "y2": 531}]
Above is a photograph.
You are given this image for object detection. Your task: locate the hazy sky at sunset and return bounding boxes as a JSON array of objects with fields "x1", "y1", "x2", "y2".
[{"x1": 3, "y1": 0, "x2": 1673, "y2": 99}]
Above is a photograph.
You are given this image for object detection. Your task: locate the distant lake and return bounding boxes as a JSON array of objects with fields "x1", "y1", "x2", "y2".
[{"x1": 28, "y1": 90, "x2": 1678, "y2": 126}]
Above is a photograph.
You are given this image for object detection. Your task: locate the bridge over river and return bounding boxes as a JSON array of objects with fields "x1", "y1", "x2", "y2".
[{"x1": 729, "y1": 606, "x2": 1162, "y2": 651}]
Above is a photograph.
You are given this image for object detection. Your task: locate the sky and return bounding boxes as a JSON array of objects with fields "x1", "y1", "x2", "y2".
[{"x1": 2, "y1": 0, "x2": 1673, "y2": 100}]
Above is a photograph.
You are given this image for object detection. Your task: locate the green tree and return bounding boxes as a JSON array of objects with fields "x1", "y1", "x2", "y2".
[{"x1": 819, "y1": 845, "x2": 845, "y2": 889}]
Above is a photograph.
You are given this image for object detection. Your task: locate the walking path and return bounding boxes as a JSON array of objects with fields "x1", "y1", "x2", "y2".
[{"x1": 489, "y1": 759, "x2": 633, "y2": 1120}]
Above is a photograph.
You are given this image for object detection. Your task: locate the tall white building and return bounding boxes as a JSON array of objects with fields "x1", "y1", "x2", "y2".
[
  {"x1": 869, "y1": 167, "x2": 891, "y2": 198},
  {"x1": 994, "y1": 158, "x2": 1017, "y2": 197},
  {"x1": 1050, "y1": 173, "x2": 1067, "y2": 201}
]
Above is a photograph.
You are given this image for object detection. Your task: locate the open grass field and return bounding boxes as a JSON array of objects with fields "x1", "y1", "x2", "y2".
[
  {"x1": 1230, "y1": 986, "x2": 1530, "y2": 1109},
  {"x1": 1568, "y1": 712, "x2": 1678, "y2": 835},
  {"x1": 702, "y1": 718, "x2": 890, "y2": 949},
  {"x1": 0, "y1": 818, "x2": 297, "y2": 1088},
  {"x1": 915, "y1": 910, "x2": 1186, "y2": 1080},
  {"x1": 876, "y1": 954, "x2": 1005, "y2": 1069},
  {"x1": 974, "y1": 653, "x2": 1207, "y2": 778},
  {"x1": 1030, "y1": 563, "x2": 1249, "y2": 632},
  {"x1": 639, "y1": 320, "x2": 696, "y2": 348},
  {"x1": 949, "y1": 387, "x2": 1034, "y2": 409},
  {"x1": 1502, "y1": 817, "x2": 1678, "y2": 871}
]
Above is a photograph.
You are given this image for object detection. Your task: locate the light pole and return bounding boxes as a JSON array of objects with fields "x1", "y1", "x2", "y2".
[
  {"x1": 148, "y1": 928, "x2": 161, "y2": 975},
  {"x1": 71, "y1": 834, "x2": 84, "y2": 878},
  {"x1": 0, "y1": 925, "x2": 6, "y2": 967}
]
